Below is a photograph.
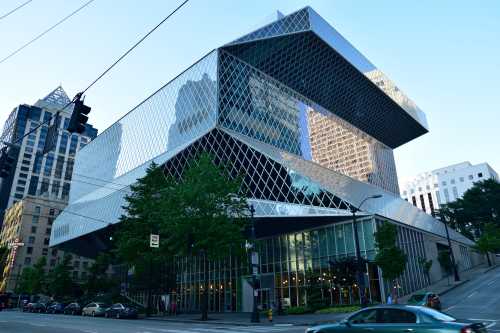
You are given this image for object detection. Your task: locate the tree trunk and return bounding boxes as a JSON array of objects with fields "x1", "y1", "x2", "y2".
[
  {"x1": 486, "y1": 252, "x2": 492, "y2": 267},
  {"x1": 392, "y1": 279, "x2": 398, "y2": 304},
  {"x1": 201, "y1": 253, "x2": 208, "y2": 321}
]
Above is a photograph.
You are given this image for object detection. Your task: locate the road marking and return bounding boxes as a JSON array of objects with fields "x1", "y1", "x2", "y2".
[
  {"x1": 468, "y1": 318, "x2": 497, "y2": 321},
  {"x1": 150, "y1": 328, "x2": 200, "y2": 333},
  {"x1": 466, "y1": 291, "x2": 478, "y2": 298},
  {"x1": 488, "y1": 280, "x2": 496, "y2": 286}
]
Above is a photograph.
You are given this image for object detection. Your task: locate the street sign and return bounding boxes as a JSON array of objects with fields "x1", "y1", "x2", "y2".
[
  {"x1": 8, "y1": 242, "x2": 24, "y2": 249},
  {"x1": 150, "y1": 234, "x2": 159, "y2": 248}
]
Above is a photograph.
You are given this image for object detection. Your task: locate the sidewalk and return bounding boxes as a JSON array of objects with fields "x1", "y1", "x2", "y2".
[
  {"x1": 148, "y1": 264, "x2": 499, "y2": 327},
  {"x1": 399, "y1": 263, "x2": 499, "y2": 303},
  {"x1": 147, "y1": 311, "x2": 348, "y2": 327}
]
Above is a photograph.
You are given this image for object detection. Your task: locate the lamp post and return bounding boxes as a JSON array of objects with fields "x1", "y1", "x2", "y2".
[
  {"x1": 439, "y1": 209, "x2": 461, "y2": 282},
  {"x1": 247, "y1": 204, "x2": 260, "y2": 323},
  {"x1": 351, "y1": 194, "x2": 383, "y2": 307}
]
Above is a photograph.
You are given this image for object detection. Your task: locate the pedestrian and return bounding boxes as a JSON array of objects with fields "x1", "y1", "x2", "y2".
[{"x1": 387, "y1": 294, "x2": 393, "y2": 304}]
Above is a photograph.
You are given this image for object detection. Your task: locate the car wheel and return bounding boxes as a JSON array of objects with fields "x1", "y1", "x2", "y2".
[{"x1": 116, "y1": 313, "x2": 120, "y2": 319}]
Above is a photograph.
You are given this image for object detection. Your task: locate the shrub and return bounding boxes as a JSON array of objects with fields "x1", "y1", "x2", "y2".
[
  {"x1": 315, "y1": 305, "x2": 360, "y2": 314},
  {"x1": 285, "y1": 306, "x2": 313, "y2": 315}
]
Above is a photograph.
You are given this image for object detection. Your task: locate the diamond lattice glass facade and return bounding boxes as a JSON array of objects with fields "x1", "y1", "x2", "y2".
[{"x1": 51, "y1": 7, "x2": 480, "y2": 310}]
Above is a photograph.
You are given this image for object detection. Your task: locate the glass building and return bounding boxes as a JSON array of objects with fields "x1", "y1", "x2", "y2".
[{"x1": 50, "y1": 7, "x2": 484, "y2": 310}]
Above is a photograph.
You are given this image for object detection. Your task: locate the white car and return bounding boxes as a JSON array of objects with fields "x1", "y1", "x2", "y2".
[{"x1": 82, "y1": 302, "x2": 110, "y2": 317}]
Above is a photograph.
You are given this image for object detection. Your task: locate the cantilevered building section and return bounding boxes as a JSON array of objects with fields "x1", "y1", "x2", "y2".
[{"x1": 51, "y1": 7, "x2": 484, "y2": 310}]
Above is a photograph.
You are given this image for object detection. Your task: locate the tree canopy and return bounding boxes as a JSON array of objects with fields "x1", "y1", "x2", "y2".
[
  {"x1": 15, "y1": 257, "x2": 46, "y2": 295},
  {"x1": 439, "y1": 178, "x2": 500, "y2": 239},
  {"x1": 374, "y1": 222, "x2": 407, "y2": 283},
  {"x1": 46, "y1": 254, "x2": 74, "y2": 299},
  {"x1": 114, "y1": 153, "x2": 250, "y2": 319}
]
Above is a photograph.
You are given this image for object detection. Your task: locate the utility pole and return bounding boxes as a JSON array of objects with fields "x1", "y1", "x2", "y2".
[
  {"x1": 443, "y1": 219, "x2": 460, "y2": 282},
  {"x1": 248, "y1": 204, "x2": 260, "y2": 323}
]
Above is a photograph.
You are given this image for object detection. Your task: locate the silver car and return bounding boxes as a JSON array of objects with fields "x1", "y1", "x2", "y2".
[{"x1": 82, "y1": 302, "x2": 110, "y2": 317}]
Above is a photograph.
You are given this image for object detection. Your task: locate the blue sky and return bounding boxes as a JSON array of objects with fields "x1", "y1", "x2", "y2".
[{"x1": 1, "y1": 0, "x2": 499, "y2": 183}]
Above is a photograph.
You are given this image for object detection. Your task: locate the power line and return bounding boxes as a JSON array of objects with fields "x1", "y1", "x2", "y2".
[
  {"x1": 0, "y1": 0, "x2": 33, "y2": 21},
  {"x1": 15, "y1": 195, "x2": 113, "y2": 226},
  {"x1": 82, "y1": 0, "x2": 190, "y2": 94},
  {"x1": 0, "y1": 0, "x2": 96, "y2": 65},
  {"x1": 3, "y1": 0, "x2": 191, "y2": 152}
]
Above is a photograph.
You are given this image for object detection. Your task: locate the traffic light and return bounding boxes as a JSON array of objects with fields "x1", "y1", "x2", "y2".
[
  {"x1": 42, "y1": 113, "x2": 60, "y2": 155},
  {"x1": 67, "y1": 93, "x2": 91, "y2": 134},
  {"x1": 0, "y1": 147, "x2": 18, "y2": 178}
]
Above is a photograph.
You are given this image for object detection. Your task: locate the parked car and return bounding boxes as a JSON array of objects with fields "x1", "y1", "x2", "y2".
[
  {"x1": 306, "y1": 305, "x2": 487, "y2": 333},
  {"x1": 82, "y1": 302, "x2": 110, "y2": 317},
  {"x1": 22, "y1": 301, "x2": 32, "y2": 312},
  {"x1": 407, "y1": 292, "x2": 442, "y2": 310},
  {"x1": 46, "y1": 302, "x2": 67, "y2": 314},
  {"x1": 104, "y1": 303, "x2": 138, "y2": 319},
  {"x1": 63, "y1": 302, "x2": 82, "y2": 315},
  {"x1": 29, "y1": 302, "x2": 46, "y2": 313}
]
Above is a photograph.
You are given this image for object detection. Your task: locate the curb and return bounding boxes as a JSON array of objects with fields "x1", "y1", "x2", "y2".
[
  {"x1": 145, "y1": 317, "x2": 282, "y2": 326},
  {"x1": 438, "y1": 279, "x2": 470, "y2": 296},
  {"x1": 483, "y1": 264, "x2": 499, "y2": 274},
  {"x1": 145, "y1": 316, "x2": 337, "y2": 327}
]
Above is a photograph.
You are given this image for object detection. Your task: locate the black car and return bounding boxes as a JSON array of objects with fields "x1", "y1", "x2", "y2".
[
  {"x1": 47, "y1": 302, "x2": 67, "y2": 314},
  {"x1": 104, "y1": 303, "x2": 138, "y2": 319},
  {"x1": 29, "y1": 302, "x2": 46, "y2": 313},
  {"x1": 63, "y1": 302, "x2": 82, "y2": 315}
]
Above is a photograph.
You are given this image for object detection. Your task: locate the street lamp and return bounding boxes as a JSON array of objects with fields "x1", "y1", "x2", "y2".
[
  {"x1": 351, "y1": 194, "x2": 383, "y2": 307},
  {"x1": 247, "y1": 204, "x2": 260, "y2": 323},
  {"x1": 439, "y1": 209, "x2": 461, "y2": 282}
]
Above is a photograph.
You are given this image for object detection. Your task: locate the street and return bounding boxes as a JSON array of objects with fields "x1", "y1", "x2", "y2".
[
  {"x1": 0, "y1": 311, "x2": 304, "y2": 333},
  {"x1": 441, "y1": 266, "x2": 500, "y2": 331}
]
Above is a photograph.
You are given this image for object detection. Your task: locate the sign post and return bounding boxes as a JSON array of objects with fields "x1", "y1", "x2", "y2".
[{"x1": 150, "y1": 234, "x2": 159, "y2": 248}]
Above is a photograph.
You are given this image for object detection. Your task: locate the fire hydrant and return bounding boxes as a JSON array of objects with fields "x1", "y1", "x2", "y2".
[{"x1": 267, "y1": 308, "x2": 273, "y2": 322}]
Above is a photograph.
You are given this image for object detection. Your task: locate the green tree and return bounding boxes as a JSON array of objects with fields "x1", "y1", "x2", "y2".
[
  {"x1": 440, "y1": 179, "x2": 500, "y2": 239},
  {"x1": 160, "y1": 153, "x2": 249, "y2": 320},
  {"x1": 474, "y1": 223, "x2": 500, "y2": 266},
  {"x1": 47, "y1": 254, "x2": 73, "y2": 299},
  {"x1": 14, "y1": 257, "x2": 47, "y2": 296},
  {"x1": 438, "y1": 251, "x2": 453, "y2": 285},
  {"x1": 83, "y1": 253, "x2": 118, "y2": 298},
  {"x1": 418, "y1": 258, "x2": 433, "y2": 284},
  {"x1": 114, "y1": 162, "x2": 178, "y2": 314},
  {"x1": 374, "y1": 222, "x2": 407, "y2": 303},
  {"x1": 304, "y1": 269, "x2": 327, "y2": 311},
  {"x1": 115, "y1": 153, "x2": 249, "y2": 320}
]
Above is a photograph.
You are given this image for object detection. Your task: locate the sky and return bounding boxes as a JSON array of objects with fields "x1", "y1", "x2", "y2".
[{"x1": 0, "y1": 0, "x2": 499, "y2": 185}]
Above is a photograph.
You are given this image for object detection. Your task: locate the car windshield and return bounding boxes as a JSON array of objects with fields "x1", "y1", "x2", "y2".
[
  {"x1": 409, "y1": 294, "x2": 425, "y2": 302},
  {"x1": 419, "y1": 307, "x2": 456, "y2": 322}
]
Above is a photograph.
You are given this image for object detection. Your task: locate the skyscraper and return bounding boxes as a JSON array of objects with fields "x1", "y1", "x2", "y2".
[{"x1": 0, "y1": 86, "x2": 97, "y2": 226}]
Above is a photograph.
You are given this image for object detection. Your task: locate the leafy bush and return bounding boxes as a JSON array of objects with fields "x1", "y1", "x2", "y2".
[
  {"x1": 285, "y1": 306, "x2": 313, "y2": 315},
  {"x1": 315, "y1": 305, "x2": 360, "y2": 314}
]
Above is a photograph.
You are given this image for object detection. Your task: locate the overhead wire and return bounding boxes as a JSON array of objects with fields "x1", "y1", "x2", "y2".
[
  {"x1": 3, "y1": 0, "x2": 191, "y2": 151},
  {"x1": 0, "y1": 0, "x2": 34, "y2": 21},
  {"x1": 81, "y1": 0, "x2": 190, "y2": 94},
  {"x1": 3, "y1": 0, "x2": 193, "y2": 225},
  {"x1": 0, "y1": 0, "x2": 96, "y2": 65},
  {"x1": 15, "y1": 195, "x2": 113, "y2": 226}
]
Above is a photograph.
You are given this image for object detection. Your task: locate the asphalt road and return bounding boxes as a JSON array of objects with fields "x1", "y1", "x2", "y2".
[
  {"x1": 0, "y1": 311, "x2": 304, "y2": 333},
  {"x1": 441, "y1": 266, "x2": 500, "y2": 332}
]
